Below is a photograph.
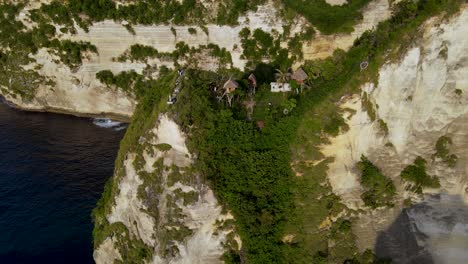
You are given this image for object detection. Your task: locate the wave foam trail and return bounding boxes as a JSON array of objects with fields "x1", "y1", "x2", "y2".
[{"x1": 92, "y1": 118, "x2": 126, "y2": 130}]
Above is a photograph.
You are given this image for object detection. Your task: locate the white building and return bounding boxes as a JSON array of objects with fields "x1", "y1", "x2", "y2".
[{"x1": 270, "y1": 82, "x2": 291, "y2": 92}]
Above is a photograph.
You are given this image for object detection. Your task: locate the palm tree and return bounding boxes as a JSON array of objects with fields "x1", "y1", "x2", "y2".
[
  {"x1": 275, "y1": 69, "x2": 288, "y2": 83},
  {"x1": 275, "y1": 69, "x2": 289, "y2": 91}
]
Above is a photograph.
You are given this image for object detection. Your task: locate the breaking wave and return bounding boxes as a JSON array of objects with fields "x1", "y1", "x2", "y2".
[{"x1": 92, "y1": 118, "x2": 127, "y2": 131}]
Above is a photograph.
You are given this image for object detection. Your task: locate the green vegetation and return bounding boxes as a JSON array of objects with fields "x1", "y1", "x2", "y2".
[
  {"x1": 281, "y1": 0, "x2": 372, "y2": 34},
  {"x1": 0, "y1": 3, "x2": 96, "y2": 100},
  {"x1": 200, "y1": 25, "x2": 209, "y2": 36},
  {"x1": 378, "y1": 119, "x2": 389, "y2": 135},
  {"x1": 0, "y1": 2, "x2": 101, "y2": 99},
  {"x1": 96, "y1": 70, "x2": 140, "y2": 95},
  {"x1": 361, "y1": 92, "x2": 377, "y2": 121},
  {"x1": 47, "y1": 39, "x2": 97, "y2": 69},
  {"x1": 401, "y1": 157, "x2": 440, "y2": 194},
  {"x1": 323, "y1": 110, "x2": 349, "y2": 136},
  {"x1": 0, "y1": 3, "x2": 45, "y2": 100},
  {"x1": 172, "y1": 1, "x2": 461, "y2": 262},
  {"x1": 117, "y1": 43, "x2": 233, "y2": 68},
  {"x1": 123, "y1": 24, "x2": 136, "y2": 35},
  {"x1": 103, "y1": 222, "x2": 153, "y2": 264},
  {"x1": 28, "y1": 0, "x2": 378, "y2": 35},
  {"x1": 166, "y1": 167, "x2": 200, "y2": 191},
  {"x1": 155, "y1": 143, "x2": 172, "y2": 152},
  {"x1": 205, "y1": 44, "x2": 234, "y2": 66},
  {"x1": 30, "y1": 0, "x2": 268, "y2": 28},
  {"x1": 433, "y1": 136, "x2": 458, "y2": 167},
  {"x1": 174, "y1": 189, "x2": 199, "y2": 206},
  {"x1": 188, "y1": 27, "x2": 197, "y2": 35},
  {"x1": 92, "y1": 69, "x2": 176, "y2": 253},
  {"x1": 280, "y1": 0, "x2": 462, "y2": 262},
  {"x1": 215, "y1": 0, "x2": 268, "y2": 25},
  {"x1": 87, "y1": 0, "x2": 464, "y2": 262},
  {"x1": 171, "y1": 1, "x2": 462, "y2": 261},
  {"x1": 171, "y1": 69, "x2": 295, "y2": 263},
  {"x1": 0, "y1": 0, "x2": 462, "y2": 262},
  {"x1": 358, "y1": 155, "x2": 396, "y2": 208},
  {"x1": 239, "y1": 28, "x2": 293, "y2": 69},
  {"x1": 43, "y1": 0, "x2": 362, "y2": 36},
  {"x1": 455, "y1": 88, "x2": 462, "y2": 95},
  {"x1": 287, "y1": 26, "x2": 316, "y2": 60},
  {"x1": 126, "y1": 44, "x2": 159, "y2": 62}
]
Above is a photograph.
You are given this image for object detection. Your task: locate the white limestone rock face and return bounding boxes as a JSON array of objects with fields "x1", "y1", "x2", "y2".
[
  {"x1": 94, "y1": 237, "x2": 122, "y2": 264},
  {"x1": 1, "y1": 3, "x2": 287, "y2": 118},
  {"x1": 95, "y1": 115, "x2": 235, "y2": 264},
  {"x1": 3, "y1": 1, "x2": 394, "y2": 117},
  {"x1": 5, "y1": 48, "x2": 136, "y2": 120},
  {"x1": 107, "y1": 153, "x2": 157, "y2": 246},
  {"x1": 65, "y1": 2, "x2": 285, "y2": 70},
  {"x1": 320, "y1": 8, "x2": 468, "y2": 262},
  {"x1": 370, "y1": 9, "x2": 468, "y2": 197},
  {"x1": 321, "y1": 93, "x2": 386, "y2": 210},
  {"x1": 325, "y1": 0, "x2": 348, "y2": 6}
]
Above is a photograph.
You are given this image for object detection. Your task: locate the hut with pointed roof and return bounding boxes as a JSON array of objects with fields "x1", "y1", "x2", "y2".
[
  {"x1": 223, "y1": 78, "x2": 239, "y2": 94},
  {"x1": 248, "y1": 73, "x2": 257, "y2": 87},
  {"x1": 291, "y1": 68, "x2": 308, "y2": 84},
  {"x1": 248, "y1": 73, "x2": 257, "y2": 94}
]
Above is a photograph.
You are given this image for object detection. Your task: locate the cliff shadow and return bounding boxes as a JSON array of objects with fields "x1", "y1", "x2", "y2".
[{"x1": 374, "y1": 194, "x2": 468, "y2": 264}]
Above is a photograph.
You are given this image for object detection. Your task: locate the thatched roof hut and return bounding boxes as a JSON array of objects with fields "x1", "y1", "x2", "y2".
[
  {"x1": 248, "y1": 73, "x2": 257, "y2": 87},
  {"x1": 223, "y1": 78, "x2": 239, "y2": 94},
  {"x1": 291, "y1": 68, "x2": 308, "y2": 83}
]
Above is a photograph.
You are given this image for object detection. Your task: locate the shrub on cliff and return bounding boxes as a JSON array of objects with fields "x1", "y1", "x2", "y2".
[
  {"x1": 433, "y1": 136, "x2": 458, "y2": 167},
  {"x1": 400, "y1": 156, "x2": 440, "y2": 193},
  {"x1": 358, "y1": 155, "x2": 396, "y2": 208}
]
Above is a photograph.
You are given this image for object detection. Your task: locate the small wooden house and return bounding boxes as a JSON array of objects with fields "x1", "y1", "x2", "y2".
[
  {"x1": 291, "y1": 68, "x2": 308, "y2": 84},
  {"x1": 248, "y1": 73, "x2": 257, "y2": 94},
  {"x1": 223, "y1": 78, "x2": 239, "y2": 94},
  {"x1": 248, "y1": 73, "x2": 257, "y2": 87}
]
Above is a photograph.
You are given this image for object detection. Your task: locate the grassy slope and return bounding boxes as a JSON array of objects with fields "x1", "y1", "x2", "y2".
[{"x1": 281, "y1": 0, "x2": 373, "y2": 34}]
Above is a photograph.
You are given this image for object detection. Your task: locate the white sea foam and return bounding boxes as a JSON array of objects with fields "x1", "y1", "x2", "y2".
[{"x1": 92, "y1": 118, "x2": 126, "y2": 130}]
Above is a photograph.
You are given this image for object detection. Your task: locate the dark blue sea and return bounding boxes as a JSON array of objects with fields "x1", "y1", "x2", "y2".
[{"x1": 0, "y1": 101, "x2": 125, "y2": 263}]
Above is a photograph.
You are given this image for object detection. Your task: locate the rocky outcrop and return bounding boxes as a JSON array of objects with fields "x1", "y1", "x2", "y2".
[
  {"x1": 2, "y1": 46, "x2": 136, "y2": 121},
  {"x1": 94, "y1": 115, "x2": 236, "y2": 263},
  {"x1": 320, "y1": 8, "x2": 468, "y2": 262}
]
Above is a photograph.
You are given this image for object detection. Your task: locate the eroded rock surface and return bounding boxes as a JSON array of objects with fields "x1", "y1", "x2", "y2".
[
  {"x1": 94, "y1": 115, "x2": 235, "y2": 264},
  {"x1": 320, "y1": 8, "x2": 468, "y2": 262},
  {"x1": 2, "y1": 1, "x2": 393, "y2": 117}
]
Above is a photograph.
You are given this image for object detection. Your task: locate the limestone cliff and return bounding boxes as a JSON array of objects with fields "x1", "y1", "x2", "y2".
[
  {"x1": 1, "y1": 1, "x2": 392, "y2": 119},
  {"x1": 321, "y1": 8, "x2": 468, "y2": 263},
  {"x1": 94, "y1": 115, "x2": 237, "y2": 264},
  {"x1": 3, "y1": 1, "x2": 466, "y2": 263}
]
